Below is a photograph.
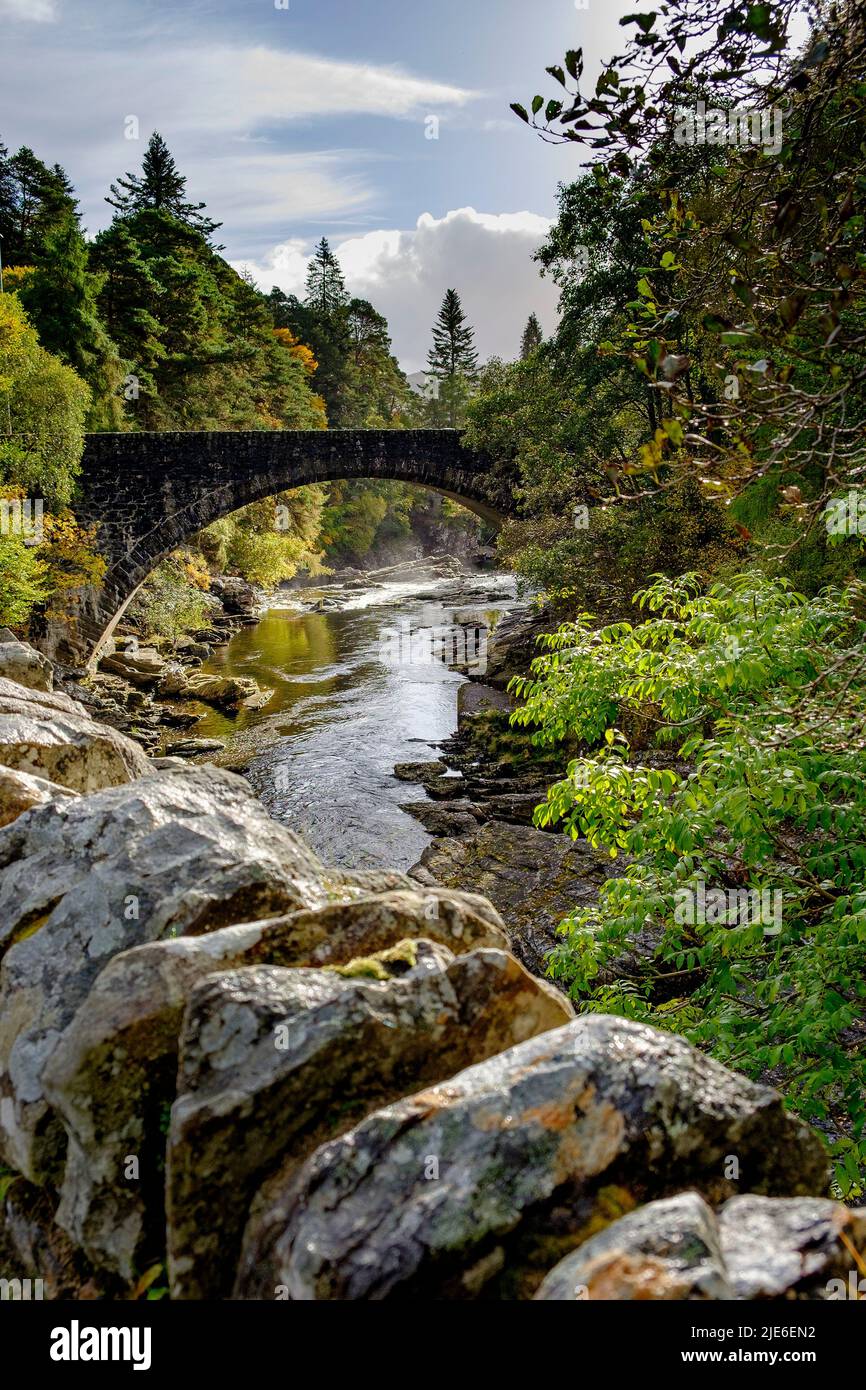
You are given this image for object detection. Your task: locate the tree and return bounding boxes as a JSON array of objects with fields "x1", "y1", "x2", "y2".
[
  {"x1": 107, "y1": 132, "x2": 221, "y2": 239},
  {"x1": 424, "y1": 289, "x2": 479, "y2": 428},
  {"x1": 17, "y1": 207, "x2": 125, "y2": 429},
  {"x1": 0, "y1": 143, "x2": 77, "y2": 264},
  {"x1": 304, "y1": 237, "x2": 348, "y2": 317},
  {"x1": 427, "y1": 288, "x2": 479, "y2": 380},
  {"x1": 520, "y1": 312, "x2": 543, "y2": 358},
  {"x1": 0, "y1": 292, "x2": 90, "y2": 508}
]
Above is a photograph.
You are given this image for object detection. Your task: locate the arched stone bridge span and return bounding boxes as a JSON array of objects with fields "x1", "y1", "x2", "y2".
[{"x1": 73, "y1": 429, "x2": 513, "y2": 660}]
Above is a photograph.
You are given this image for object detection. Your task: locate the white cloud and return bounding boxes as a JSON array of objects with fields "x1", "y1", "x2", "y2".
[
  {"x1": 0, "y1": 0, "x2": 56, "y2": 18},
  {"x1": 241, "y1": 207, "x2": 559, "y2": 373},
  {"x1": 0, "y1": 38, "x2": 475, "y2": 238},
  {"x1": 197, "y1": 151, "x2": 372, "y2": 231}
]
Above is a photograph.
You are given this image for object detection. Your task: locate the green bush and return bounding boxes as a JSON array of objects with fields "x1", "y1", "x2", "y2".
[
  {"x1": 0, "y1": 532, "x2": 49, "y2": 627},
  {"x1": 512, "y1": 572, "x2": 866, "y2": 1195},
  {"x1": 131, "y1": 561, "x2": 211, "y2": 642}
]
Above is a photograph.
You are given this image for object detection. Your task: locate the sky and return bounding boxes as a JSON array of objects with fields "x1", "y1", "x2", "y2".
[{"x1": 0, "y1": 0, "x2": 635, "y2": 372}]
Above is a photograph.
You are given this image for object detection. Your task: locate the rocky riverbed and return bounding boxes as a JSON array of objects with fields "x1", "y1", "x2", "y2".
[
  {"x1": 67, "y1": 557, "x2": 613, "y2": 972},
  {"x1": 0, "y1": 613, "x2": 863, "y2": 1301}
]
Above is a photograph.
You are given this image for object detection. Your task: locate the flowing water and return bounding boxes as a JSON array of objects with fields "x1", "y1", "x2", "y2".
[{"x1": 192, "y1": 569, "x2": 521, "y2": 871}]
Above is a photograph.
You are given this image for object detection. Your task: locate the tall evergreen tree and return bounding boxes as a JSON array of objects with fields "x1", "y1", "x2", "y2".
[
  {"x1": 427, "y1": 288, "x2": 479, "y2": 380},
  {"x1": 0, "y1": 143, "x2": 77, "y2": 264},
  {"x1": 304, "y1": 237, "x2": 348, "y2": 317},
  {"x1": 425, "y1": 289, "x2": 478, "y2": 428},
  {"x1": 520, "y1": 312, "x2": 543, "y2": 359},
  {"x1": 107, "y1": 132, "x2": 221, "y2": 239}
]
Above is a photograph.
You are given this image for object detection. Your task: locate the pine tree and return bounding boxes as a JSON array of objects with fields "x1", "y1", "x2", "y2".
[
  {"x1": 520, "y1": 312, "x2": 543, "y2": 359},
  {"x1": 304, "y1": 237, "x2": 348, "y2": 317},
  {"x1": 0, "y1": 144, "x2": 77, "y2": 264},
  {"x1": 427, "y1": 289, "x2": 479, "y2": 380},
  {"x1": 106, "y1": 132, "x2": 221, "y2": 239}
]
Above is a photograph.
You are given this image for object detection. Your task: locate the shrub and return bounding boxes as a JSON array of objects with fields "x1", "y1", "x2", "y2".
[
  {"x1": 512, "y1": 572, "x2": 866, "y2": 1195},
  {"x1": 131, "y1": 561, "x2": 212, "y2": 642}
]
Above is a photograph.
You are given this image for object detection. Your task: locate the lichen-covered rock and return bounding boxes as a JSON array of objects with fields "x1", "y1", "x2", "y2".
[
  {"x1": 42, "y1": 888, "x2": 508, "y2": 1280},
  {"x1": 0, "y1": 767, "x2": 328, "y2": 1183},
  {"x1": 236, "y1": 1014, "x2": 827, "y2": 1300},
  {"x1": 43, "y1": 921, "x2": 275, "y2": 1282},
  {"x1": 236, "y1": 889, "x2": 509, "y2": 968},
  {"x1": 718, "y1": 1195, "x2": 866, "y2": 1299},
  {"x1": 534, "y1": 1192, "x2": 731, "y2": 1300},
  {"x1": 170, "y1": 943, "x2": 571, "y2": 1299},
  {"x1": 0, "y1": 765, "x2": 76, "y2": 828},
  {"x1": 0, "y1": 640, "x2": 54, "y2": 692},
  {"x1": 0, "y1": 676, "x2": 151, "y2": 792}
]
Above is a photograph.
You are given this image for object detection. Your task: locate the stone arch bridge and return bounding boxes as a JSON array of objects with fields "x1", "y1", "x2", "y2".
[{"x1": 72, "y1": 429, "x2": 514, "y2": 661}]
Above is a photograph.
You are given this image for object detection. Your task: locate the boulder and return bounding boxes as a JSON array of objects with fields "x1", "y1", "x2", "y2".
[
  {"x1": 0, "y1": 676, "x2": 151, "y2": 793},
  {"x1": 718, "y1": 1195, "x2": 866, "y2": 1300},
  {"x1": 401, "y1": 800, "x2": 481, "y2": 838},
  {"x1": 236, "y1": 1014, "x2": 827, "y2": 1300},
  {"x1": 0, "y1": 766, "x2": 76, "y2": 828},
  {"x1": 170, "y1": 942, "x2": 572, "y2": 1298},
  {"x1": 99, "y1": 648, "x2": 167, "y2": 689},
  {"x1": 182, "y1": 673, "x2": 266, "y2": 710},
  {"x1": 164, "y1": 738, "x2": 226, "y2": 758},
  {"x1": 42, "y1": 888, "x2": 509, "y2": 1280},
  {"x1": 209, "y1": 575, "x2": 262, "y2": 618},
  {"x1": 535, "y1": 1192, "x2": 866, "y2": 1301},
  {"x1": 0, "y1": 767, "x2": 328, "y2": 1183},
  {"x1": 0, "y1": 640, "x2": 53, "y2": 692},
  {"x1": 258, "y1": 888, "x2": 508, "y2": 966},
  {"x1": 534, "y1": 1192, "x2": 731, "y2": 1300}
]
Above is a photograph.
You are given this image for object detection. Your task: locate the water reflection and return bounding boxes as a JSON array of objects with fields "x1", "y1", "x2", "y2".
[{"x1": 192, "y1": 575, "x2": 517, "y2": 870}]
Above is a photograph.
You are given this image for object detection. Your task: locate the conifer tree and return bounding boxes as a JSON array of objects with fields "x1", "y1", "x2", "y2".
[
  {"x1": 304, "y1": 237, "x2": 348, "y2": 317},
  {"x1": 107, "y1": 132, "x2": 221, "y2": 239},
  {"x1": 520, "y1": 311, "x2": 543, "y2": 359},
  {"x1": 0, "y1": 144, "x2": 77, "y2": 263},
  {"x1": 427, "y1": 288, "x2": 479, "y2": 380}
]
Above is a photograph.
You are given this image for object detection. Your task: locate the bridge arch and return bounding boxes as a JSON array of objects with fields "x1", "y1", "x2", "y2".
[{"x1": 73, "y1": 429, "x2": 511, "y2": 661}]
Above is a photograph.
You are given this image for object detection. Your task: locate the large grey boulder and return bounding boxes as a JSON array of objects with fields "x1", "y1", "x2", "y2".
[
  {"x1": 0, "y1": 676, "x2": 150, "y2": 792},
  {"x1": 718, "y1": 1195, "x2": 866, "y2": 1299},
  {"x1": 42, "y1": 889, "x2": 508, "y2": 1280},
  {"x1": 236, "y1": 1014, "x2": 827, "y2": 1300},
  {"x1": 534, "y1": 1192, "x2": 731, "y2": 1300},
  {"x1": 0, "y1": 767, "x2": 328, "y2": 1183},
  {"x1": 170, "y1": 943, "x2": 571, "y2": 1299},
  {"x1": 0, "y1": 640, "x2": 53, "y2": 692},
  {"x1": 535, "y1": 1192, "x2": 866, "y2": 1301}
]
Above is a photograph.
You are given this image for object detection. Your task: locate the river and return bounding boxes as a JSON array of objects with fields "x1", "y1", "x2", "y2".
[{"x1": 191, "y1": 568, "x2": 521, "y2": 871}]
